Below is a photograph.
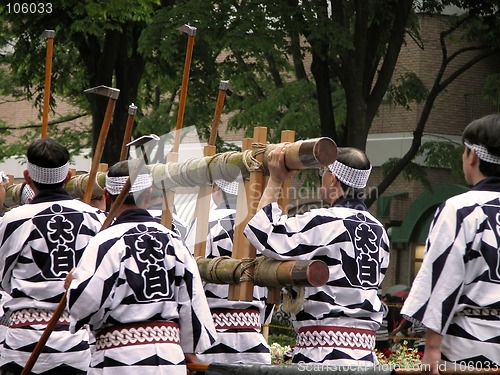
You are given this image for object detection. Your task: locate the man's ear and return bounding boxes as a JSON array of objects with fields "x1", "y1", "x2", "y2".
[
  {"x1": 330, "y1": 173, "x2": 339, "y2": 188},
  {"x1": 23, "y1": 170, "x2": 31, "y2": 184},
  {"x1": 103, "y1": 189, "x2": 113, "y2": 207}
]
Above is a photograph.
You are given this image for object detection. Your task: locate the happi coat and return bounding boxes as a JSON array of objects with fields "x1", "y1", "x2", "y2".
[
  {"x1": 402, "y1": 177, "x2": 500, "y2": 368},
  {"x1": 244, "y1": 198, "x2": 390, "y2": 366},
  {"x1": 197, "y1": 207, "x2": 273, "y2": 364},
  {"x1": 0, "y1": 189, "x2": 106, "y2": 374},
  {"x1": 67, "y1": 208, "x2": 217, "y2": 375}
]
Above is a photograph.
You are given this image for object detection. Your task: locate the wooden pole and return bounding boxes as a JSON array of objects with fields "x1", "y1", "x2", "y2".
[
  {"x1": 229, "y1": 127, "x2": 267, "y2": 302},
  {"x1": 227, "y1": 138, "x2": 253, "y2": 301},
  {"x1": 82, "y1": 86, "x2": 120, "y2": 204},
  {"x1": 193, "y1": 80, "x2": 230, "y2": 258},
  {"x1": 41, "y1": 30, "x2": 55, "y2": 138},
  {"x1": 266, "y1": 130, "x2": 296, "y2": 305},
  {"x1": 119, "y1": 103, "x2": 138, "y2": 161},
  {"x1": 161, "y1": 25, "x2": 197, "y2": 230}
]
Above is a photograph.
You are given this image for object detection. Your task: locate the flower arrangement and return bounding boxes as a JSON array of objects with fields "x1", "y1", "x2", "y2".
[
  {"x1": 376, "y1": 341, "x2": 423, "y2": 368},
  {"x1": 270, "y1": 342, "x2": 293, "y2": 365}
]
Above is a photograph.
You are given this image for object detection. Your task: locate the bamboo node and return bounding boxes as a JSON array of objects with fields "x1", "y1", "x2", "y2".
[
  {"x1": 254, "y1": 256, "x2": 281, "y2": 287},
  {"x1": 208, "y1": 256, "x2": 233, "y2": 283},
  {"x1": 210, "y1": 151, "x2": 240, "y2": 182}
]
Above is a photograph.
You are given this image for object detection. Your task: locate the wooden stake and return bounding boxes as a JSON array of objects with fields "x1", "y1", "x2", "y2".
[
  {"x1": 193, "y1": 80, "x2": 230, "y2": 258},
  {"x1": 229, "y1": 127, "x2": 267, "y2": 302},
  {"x1": 267, "y1": 130, "x2": 296, "y2": 305}
]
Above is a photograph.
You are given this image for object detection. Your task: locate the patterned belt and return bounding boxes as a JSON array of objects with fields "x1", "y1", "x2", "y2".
[
  {"x1": 95, "y1": 321, "x2": 180, "y2": 351},
  {"x1": 9, "y1": 308, "x2": 70, "y2": 328},
  {"x1": 211, "y1": 308, "x2": 261, "y2": 330},
  {"x1": 456, "y1": 308, "x2": 500, "y2": 316},
  {"x1": 296, "y1": 325, "x2": 376, "y2": 350}
]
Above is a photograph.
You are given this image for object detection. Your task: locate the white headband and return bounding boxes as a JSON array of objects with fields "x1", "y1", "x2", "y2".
[
  {"x1": 105, "y1": 173, "x2": 153, "y2": 195},
  {"x1": 464, "y1": 141, "x2": 500, "y2": 165},
  {"x1": 328, "y1": 161, "x2": 371, "y2": 189},
  {"x1": 214, "y1": 179, "x2": 239, "y2": 196},
  {"x1": 27, "y1": 161, "x2": 70, "y2": 184}
]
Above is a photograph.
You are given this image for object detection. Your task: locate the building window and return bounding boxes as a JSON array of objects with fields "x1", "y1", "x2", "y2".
[{"x1": 414, "y1": 244, "x2": 425, "y2": 277}]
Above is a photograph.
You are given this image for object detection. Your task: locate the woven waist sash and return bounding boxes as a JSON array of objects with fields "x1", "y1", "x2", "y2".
[
  {"x1": 9, "y1": 308, "x2": 70, "y2": 328},
  {"x1": 211, "y1": 308, "x2": 261, "y2": 330},
  {"x1": 297, "y1": 325, "x2": 376, "y2": 351},
  {"x1": 456, "y1": 308, "x2": 500, "y2": 316},
  {"x1": 96, "y1": 321, "x2": 180, "y2": 351}
]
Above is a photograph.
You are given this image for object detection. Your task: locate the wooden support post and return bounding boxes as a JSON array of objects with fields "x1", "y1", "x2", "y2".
[
  {"x1": 228, "y1": 138, "x2": 252, "y2": 301},
  {"x1": 193, "y1": 80, "x2": 230, "y2": 257},
  {"x1": 267, "y1": 130, "x2": 296, "y2": 305},
  {"x1": 229, "y1": 127, "x2": 267, "y2": 302}
]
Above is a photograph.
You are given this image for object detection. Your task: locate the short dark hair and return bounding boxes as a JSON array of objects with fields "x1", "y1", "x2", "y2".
[
  {"x1": 336, "y1": 147, "x2": 371, "y2": 199},
  {"x1": 106, "y1": 159, "x2": 150, "y2": 205},
  {"x1": 27, "y1": 138, "x2": 70, "y2": 190},
  {"x1": 462, "y1": 114, "x2": 500, "y2": 177}
]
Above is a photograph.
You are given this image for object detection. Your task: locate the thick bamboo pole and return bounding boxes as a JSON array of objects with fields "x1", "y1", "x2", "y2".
[
  {"x1": 149, "y1": 137, "x2": 337, "y2": 190},
  {"x1": 197, "y1": 256, "x2": 329, "y2": 288},
  {"x1": 4, "y1": 137, "x2": 337, "y2": 208}
]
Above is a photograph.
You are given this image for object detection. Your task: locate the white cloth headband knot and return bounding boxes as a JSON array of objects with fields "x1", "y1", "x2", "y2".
[
  {"x1": 105, "y1": 173, "x2": 153, "y2": 195},
  {"x1": 0, "y1": 171, "x2": 8, "y2": 184},
  {"x1": 328, "y1": 160, "x2": 371, "y2": 189},
  {"x1": 464, "y1": 141, "x2": 500, "y2": 165},
  {"x1": 214, "y1": 179, "x2": 239, "y2": 195},
  {"x1": 27, "y1": 161, "x2": 70, "y2": 184},
  {"x1": 21, "y1": 184, "x2": 35, "y2": 204}
]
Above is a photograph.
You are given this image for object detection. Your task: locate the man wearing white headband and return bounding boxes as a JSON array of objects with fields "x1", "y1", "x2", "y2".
[
  {"x1": 66, "y1": 159, "x2": 216, "y2": 375},
  {"x1": 0, "y1": 138, "x2": 106, "y2": 375},
  {"x1": 196, "y1": 178, "x2": 274, "y2": 365},
  {"x1": 244, "y1": 145, "x2": 390, "y2": 367},
  {"x1": 402, "y1": 114, "x2": 500, "y2": 373}
]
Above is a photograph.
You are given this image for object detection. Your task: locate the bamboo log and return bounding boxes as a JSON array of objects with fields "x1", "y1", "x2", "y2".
[{"x1": 196, "y1": 256, "x2": 329, "y2": 288}]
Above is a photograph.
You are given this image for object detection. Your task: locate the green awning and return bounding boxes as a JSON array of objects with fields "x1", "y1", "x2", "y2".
[{"x1": 391, "y1": 183, "x2": 469, "y2": 243}]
